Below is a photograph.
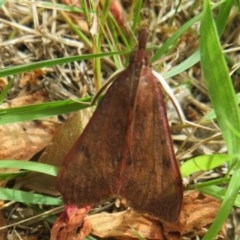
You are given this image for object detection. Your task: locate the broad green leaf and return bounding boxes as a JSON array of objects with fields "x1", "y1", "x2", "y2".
[{"x1": 180, "y1": 154, "x2": 231, "y2": 177}]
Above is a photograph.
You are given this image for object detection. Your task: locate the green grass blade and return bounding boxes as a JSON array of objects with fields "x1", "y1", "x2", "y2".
[
  {"x1": 205, "y1": 91, "x2": 240, "y2": 120},
  {"x1": 216, "y1": 0, "x2": 234, "y2": 35},
  {"x1": 130, "y1": 225, "x2": 146, "y2": 240},
  {"x1": 201, "y1": 0, "x2": 239, "y2": 166},
  {"x1": 234, "y1": 0, "x2": 240, "y2": 10},
  {"x1": 84, "y1": 236, "x2": 97, "y2": 240},
  {"x1": 0, "y1": 0, "x2": 6, "y2": 8},
  {"x1": 163, "y1": 49, "x2": 200, "y2": 79},
  {"x1": 180, "y1": 154, "x2": 231, "y2": 178},
  {"x1": 198, "y1": 185, "x2": 240, "y2": 208},
  {"x1": 0, "y1": 171, "x2": 28, "y2": 181},
  {"x1": 200, "y1": 0, "x2": 240, "y2": 239},
  {"x1": 60, "y1": 11, "x2": 92, "y2": 49},
  {"x1": 0, "y1": 160, "x2": 58, "y2": 176},
  {"x1": 0, "y1": 77, "x2": 14, "y2": 104},
  {"x1": 128, "y1": 0, "x2": 142, "y2": 47},
  {"x1": 0, "y1": 188, "x2": 62, "y2": 205},
  {"x1": 0, "y1": 51, "x2": 129, "y2": 78},
  {"x1": 0, "y1": 96, "x2": 92, "y2": 125},
  {"x1": 81, "y1": 0, "x2": 90, "y2": 23},
  {"x1": 157, "y1": 0, "x2": 231, "y2": 79},
  {"x1": 152, "y1": 14, "x2": 200, "y2": 62}
]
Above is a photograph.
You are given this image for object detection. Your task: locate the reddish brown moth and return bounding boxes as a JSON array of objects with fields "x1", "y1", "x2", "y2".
[{"x1": 57, "y1": 29, "x2": 183, "y2": 223}]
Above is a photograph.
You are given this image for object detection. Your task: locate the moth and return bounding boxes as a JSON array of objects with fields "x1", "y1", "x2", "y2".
[{"x1": 57, "y1": 29, "x2": 183, "y2": 223}]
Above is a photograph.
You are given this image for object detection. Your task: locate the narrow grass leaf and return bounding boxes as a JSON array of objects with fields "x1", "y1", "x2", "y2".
[
  {"x1": 0, "y1": 96, "x2": 92, "y2": 125},
  {"x1": 107, "y1": 13, "x2": 131, "y2": 51},
  {"x1": 194, "y1": 176, "x2": 230, "y2": 189},
  {"x1": 0, "y1": 51, "x2": 129, "y2": 78},
  {"x1": 205, "y1": 91, "x2": 240, "y2": 120},
  {"x1": 81, "y1": 0, "x2": 90, "y2": 23},
  {"x1": 163, "y1": 49, "x2": 200, "y2": 79},
  {"x1": 152, "y1": 14, "x2": 200, "y2": 62},
  {"x1": 60, "y1": 11, "x2": 92, "y2": 48},
  {"x1": 180, "y1": 154, "x2": 231, "y2": 178},
  {"x1": 199, "y1": 185, "x2": 240, "y2": 208},
  {"x1": 201, "y1": 1, "x2": 240, "y2": 165},
  {"x1": 84, "y1": 236, "x2": 97, "y2": 240},
  {"x1": 0, "y1": 188, "x2": 62, "y2": 205},
  {"x1": 101, "y1": 24, "x2": 124, "y2": 69},
  {"x1": 153, "y1": 1, "x2": 229, "y2": 79},
  {"x1": 0, "y1": 0, "x2": 6, "y2": 8},
  {"x1": 101, "y1": 0, "x2": 111, "y2": 25},
  {"x1": 200, "y1": 0, "x2": 240, "y2": 239},
  {"x1": 215, "y1": 0, "x2": 234, "y2": 35},
  {"x1": 128, "y1": 0, "x2": 142, "y2": 47},
  {"x1": 0, "y1": 77, "x2": 14, "y2": 104},
  {"x1": 235, "y1": 0, "x2": 240, "y2": 10},
  {"x1": 130, "y1": 226, "x2": 146, "y2": 240},
  {"x1": 0, "y1": 160, "x2": 58, "y2": 176},
  {"x1": 0, "y1": 171, "x2": 28, "y2": 181}
]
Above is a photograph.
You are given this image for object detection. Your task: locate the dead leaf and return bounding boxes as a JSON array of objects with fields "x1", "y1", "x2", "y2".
[
  {"x1": 88, "y1": 209, "x2": 166, "y2": 240},
  {"x1": 51, "y1": 204, "x2": 92, "y2": 240},
  {"x1": 16, "y1": 110, "x2": 93, "y2": 195},
  {"x1": 0, "y1": 92, "x2": 59, "y2": 161},
  {"x1": 181, "y1": 191, "x2": 222, "y2": 236},
  {"x1": 0, "y1": 120, "x2": 57, "y2": 160},
  {"x1": 51, "y1": 192, "x2": 221, "y2": 239},
  {"x1": 0, "y1": 92, "x2": 60, "y2": 187}
]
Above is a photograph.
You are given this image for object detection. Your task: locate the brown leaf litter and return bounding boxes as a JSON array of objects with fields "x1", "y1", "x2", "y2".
[{"x1": 50, "y1": 192, "x2": 223, "y2": 240}]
